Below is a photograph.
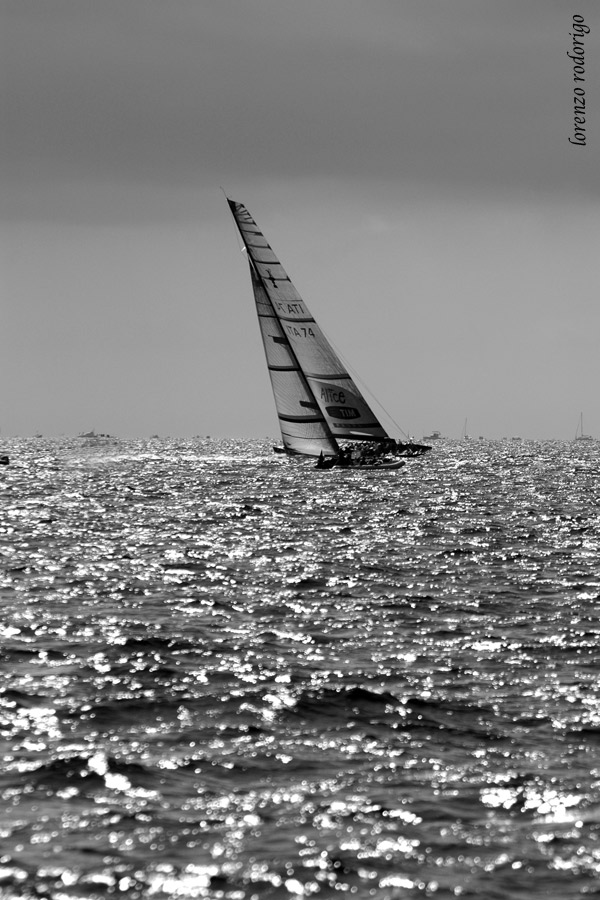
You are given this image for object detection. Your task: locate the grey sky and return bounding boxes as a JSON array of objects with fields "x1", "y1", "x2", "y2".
[{"x1": 2, "y1": 0, "x2": 598, "y2": 439}]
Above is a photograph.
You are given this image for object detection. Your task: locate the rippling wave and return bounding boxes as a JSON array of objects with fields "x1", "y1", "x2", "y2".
[{"x1": 1, "y1": 437, "x2": 599, "y2": 899}]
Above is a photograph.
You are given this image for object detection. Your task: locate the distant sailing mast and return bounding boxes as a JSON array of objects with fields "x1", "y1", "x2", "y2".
[
  {"x1": 226, "y1": 197, "x2": 430, "y2": 463},
  {"x1": 575, "y1": 412, "x2": 593, "y2": 441}
]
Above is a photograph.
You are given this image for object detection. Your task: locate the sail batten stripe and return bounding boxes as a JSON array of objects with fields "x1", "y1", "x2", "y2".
[
  {"x1": 306, "y1": 373, "x2": 353, "y2": 381},
  {"x1": 335, "y1": 422, "x2": 382, "y2": 428},
  {"x1": 278, "y1": 414, "x2": 327, "y2": 424},
  {"x1": 333, "y1": 423, "x2": 383, "y2": 430},
  {"x1": 274, "y1": 316, "x2": 315, "y2": 324}
]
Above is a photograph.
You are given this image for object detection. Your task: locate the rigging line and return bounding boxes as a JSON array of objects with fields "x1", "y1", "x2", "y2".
[{"x1": 318, "y1": 323, "x2": 411, "y2": 441}]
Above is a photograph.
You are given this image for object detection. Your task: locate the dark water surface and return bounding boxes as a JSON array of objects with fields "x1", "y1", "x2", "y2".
[{"x1": 1, "y1": 437, "x2": 599, "y2": 899}]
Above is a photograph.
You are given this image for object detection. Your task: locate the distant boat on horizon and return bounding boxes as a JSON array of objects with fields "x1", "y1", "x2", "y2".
[
  {"x1": 77, "y1": 430, "x2": 118, "y2": 445},
  {"x1": 423, "y1": 430, "x2": 442, "y2": 441},
  {"x1": 574, "y1": 413, "x2": 593, "y2": 441}
]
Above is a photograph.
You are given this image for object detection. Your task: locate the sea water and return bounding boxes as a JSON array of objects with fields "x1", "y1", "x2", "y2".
[{"x1": 1, "y1": 437, "x2": 599, "y2": 899}]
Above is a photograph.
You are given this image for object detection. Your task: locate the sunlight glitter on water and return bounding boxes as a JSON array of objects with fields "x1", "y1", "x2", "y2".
[{"x1": 2, "y1": 438, "x2": 600, "y2": 898}]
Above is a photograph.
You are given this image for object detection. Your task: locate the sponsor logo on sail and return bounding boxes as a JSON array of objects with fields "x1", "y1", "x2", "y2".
[{"x1": 326, "y1": 406, "x2": 360, "y2": 420}]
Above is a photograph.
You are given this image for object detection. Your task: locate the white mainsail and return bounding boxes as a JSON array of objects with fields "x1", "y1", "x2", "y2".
[
  {"x1": 228, "y1": 198, "x2": 390, "y2": 457},
  {"x1": 249, "y1": 264, "x2": 338, "y2": 456}
]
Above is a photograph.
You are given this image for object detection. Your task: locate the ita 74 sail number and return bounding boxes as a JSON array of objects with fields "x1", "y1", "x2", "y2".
[{"x1": 285, "y1": 324, "x2": 315, "y2": 339}]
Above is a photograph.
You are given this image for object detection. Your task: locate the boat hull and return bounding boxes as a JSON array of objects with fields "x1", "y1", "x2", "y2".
[{"x1": 316, "y1": 459, "x2": 405, "y2": 471}]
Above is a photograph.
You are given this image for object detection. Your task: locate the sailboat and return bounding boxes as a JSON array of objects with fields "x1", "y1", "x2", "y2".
[
  {"x1": 227, "y1": 198, "x2": 431, "y2": 470},
  {"x1": 76, "y1": 429, "x2": 118, "y2": 446},
  {"x1": 575, "y1": 413, "x2": 593, "y2": 441}
]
